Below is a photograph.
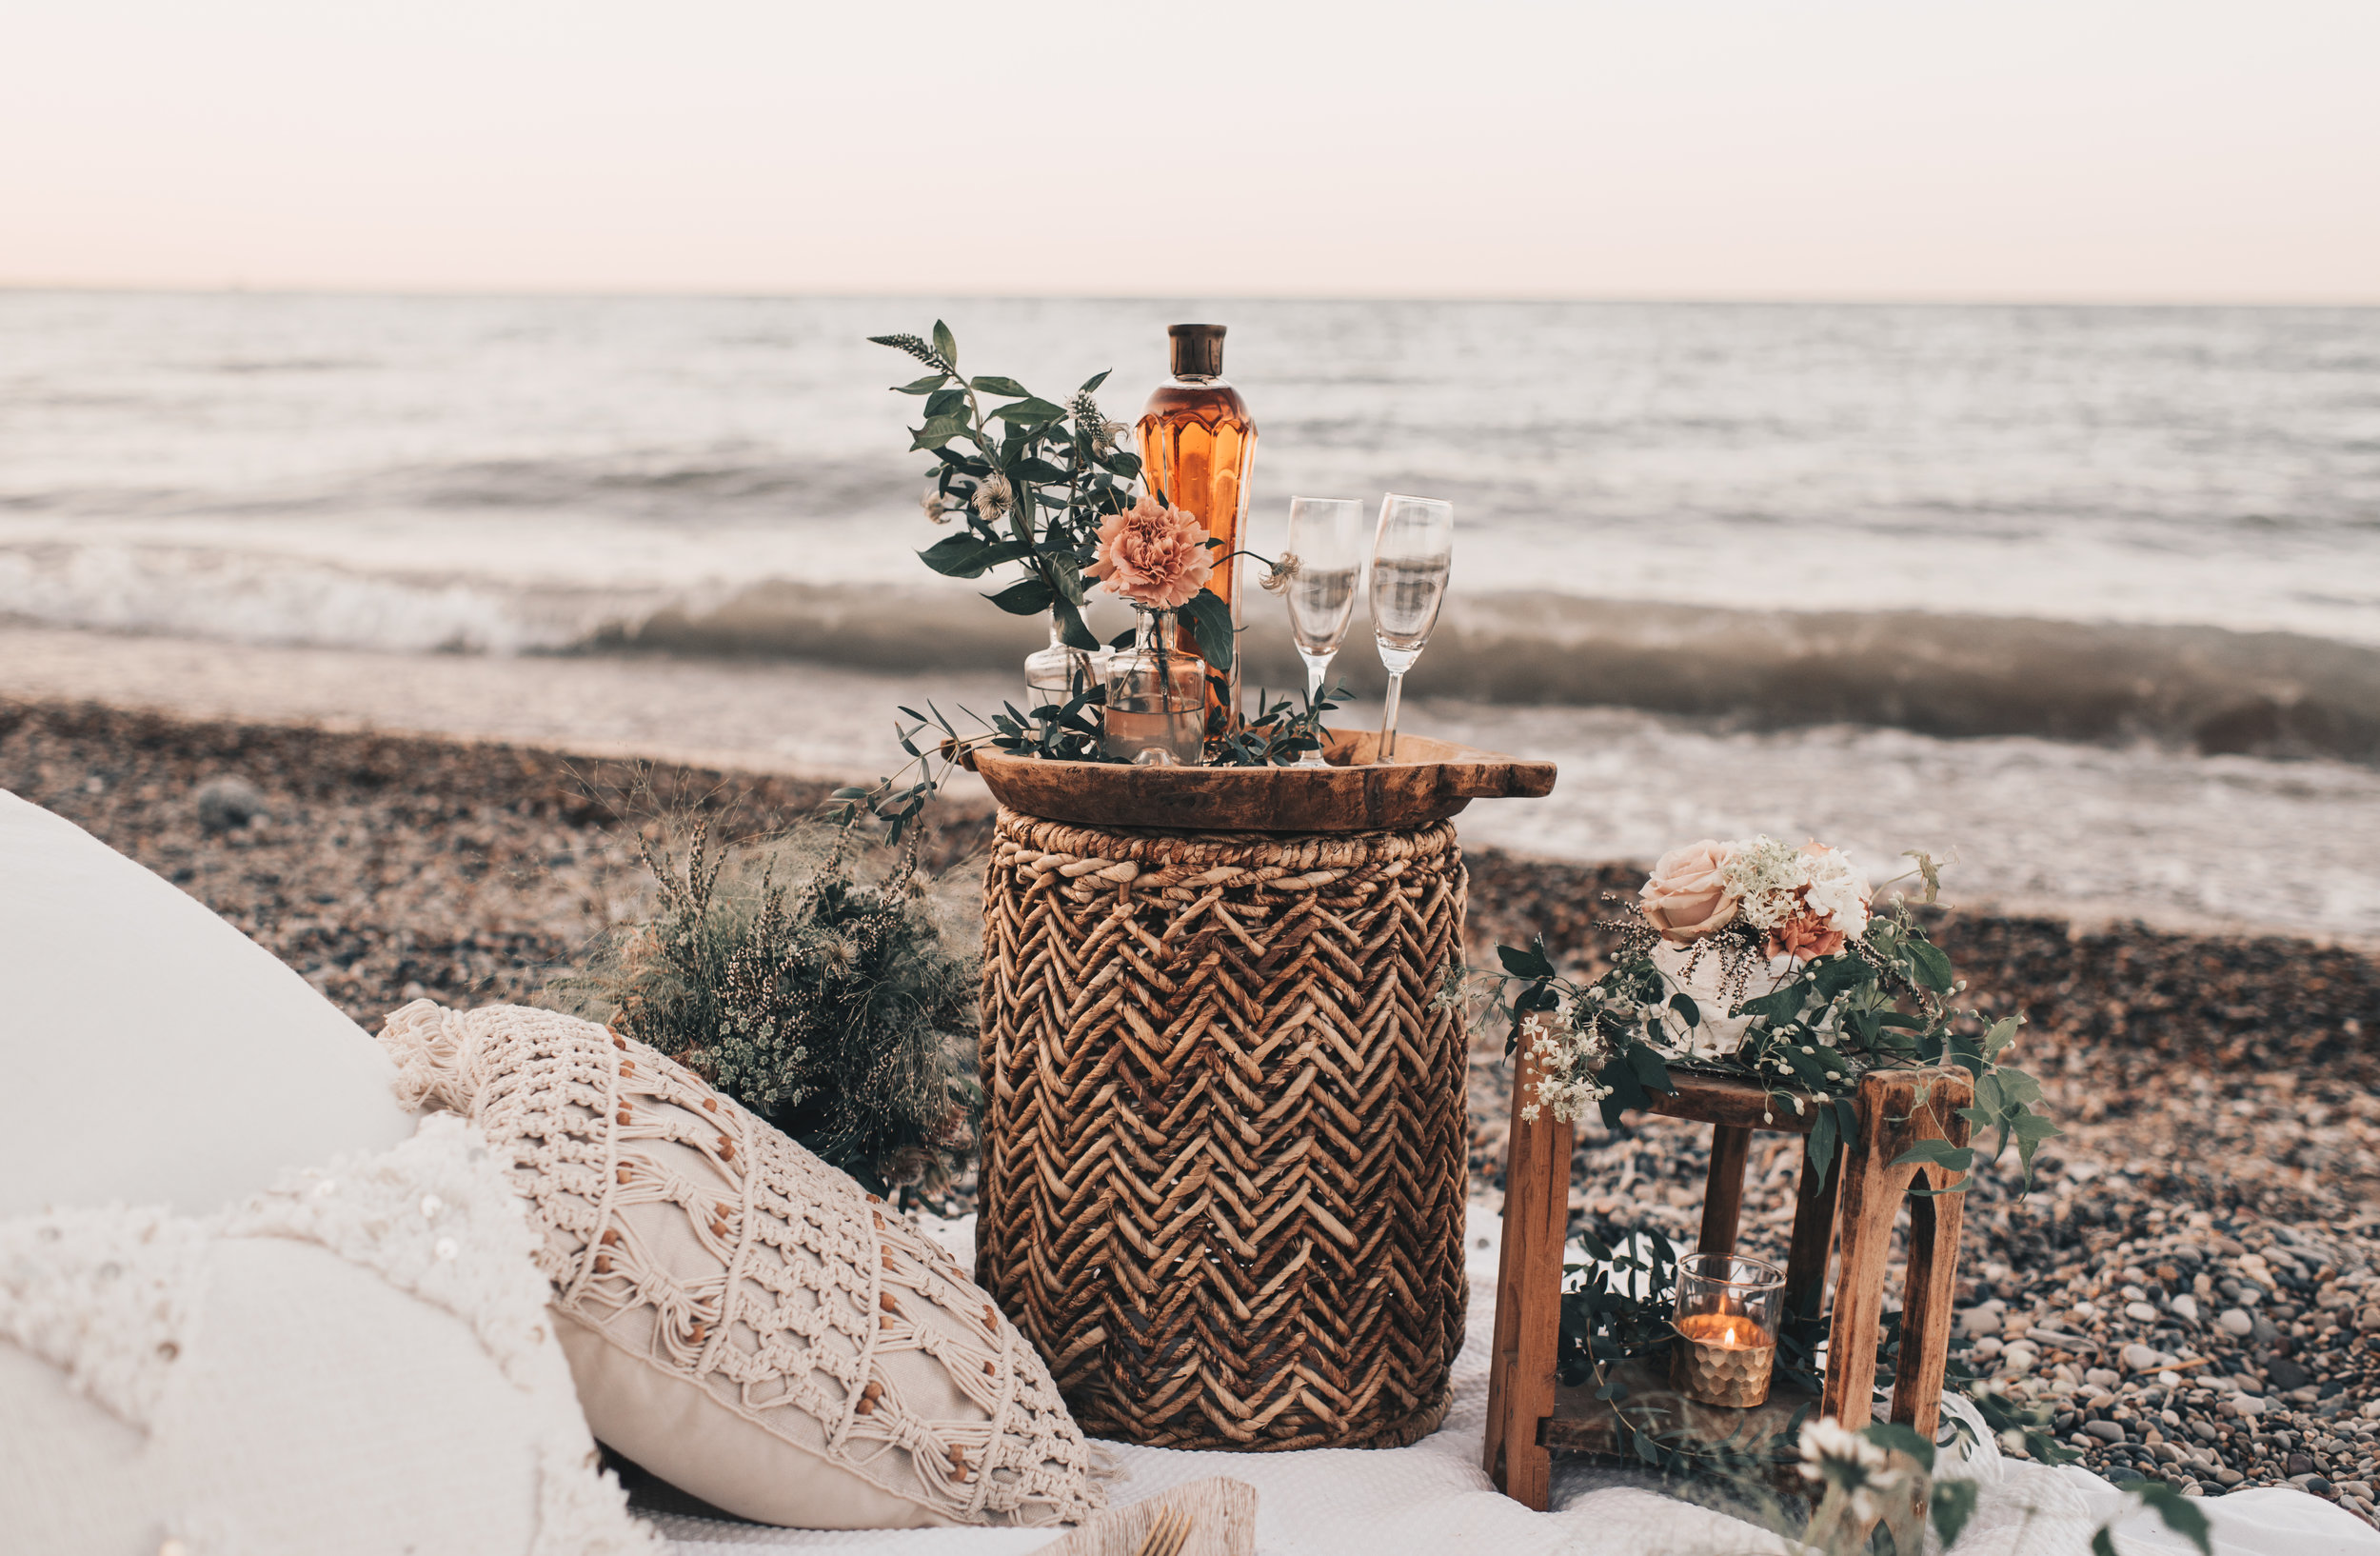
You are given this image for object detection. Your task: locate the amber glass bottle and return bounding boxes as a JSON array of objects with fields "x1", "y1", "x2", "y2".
[{"x1": 1137, "y1": 323, "x2": 1257, "y2": 733}]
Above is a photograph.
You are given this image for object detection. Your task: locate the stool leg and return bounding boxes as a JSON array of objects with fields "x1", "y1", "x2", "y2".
[
  {"x1": 1697, "y1": 1124, "x2": 1754, "y2": 1256},
  {"x1": 1484, "y1": 1029, "x2": 1574, "y2": 1510},
  {"x1": 1819, "y1": 1073, "x2": 1916, "y2": 1431},
  {"x1": 1888, "y1": 1070, "x2": 1973, "y2": 1438},
  {"x1": 1781, "y1": 1143, "x2": 1841, "y2": 1323},
  {"x1": 1890, "y1": 1178, "x2": 1965, "y2": 1438}
]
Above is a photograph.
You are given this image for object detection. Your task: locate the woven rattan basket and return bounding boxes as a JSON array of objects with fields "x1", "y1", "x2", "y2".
[{"x1": 976, "y1": 808, "x2": 1471, "y2": 1451}]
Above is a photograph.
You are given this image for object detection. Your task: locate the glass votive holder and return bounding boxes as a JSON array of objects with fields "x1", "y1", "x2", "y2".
[{"x1": 1669, "y1": 1251, "x2": 1786, "y2": 1408}]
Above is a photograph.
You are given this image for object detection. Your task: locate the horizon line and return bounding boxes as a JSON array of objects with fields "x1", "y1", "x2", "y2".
[{"x1": 5, "y1": 281, "x2": 2378, "y2": 310}]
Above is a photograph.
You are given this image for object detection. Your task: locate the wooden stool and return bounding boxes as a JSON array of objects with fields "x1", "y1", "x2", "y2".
[{"x1": 1483, "y1": 1044, "x2": 1974, "y2": 1508}]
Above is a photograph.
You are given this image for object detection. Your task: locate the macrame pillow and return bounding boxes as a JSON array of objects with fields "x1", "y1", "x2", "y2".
[{"x1": 377, "y1": 1001, "x2": 1102, "y2": 1531}]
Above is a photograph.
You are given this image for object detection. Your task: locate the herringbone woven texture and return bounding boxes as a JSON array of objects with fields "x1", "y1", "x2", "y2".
[{"x1": 977, "y1": 808, "x2": 1469, "y2": 1452}]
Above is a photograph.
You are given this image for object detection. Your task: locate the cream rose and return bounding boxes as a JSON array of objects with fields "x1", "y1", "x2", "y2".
[{"x1": 1639, "y1": 839, "x2": 1742, "y2": 944}]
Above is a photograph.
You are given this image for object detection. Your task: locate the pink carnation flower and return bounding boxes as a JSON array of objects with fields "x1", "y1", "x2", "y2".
[{"x1": 1086, "y1": 493, "x2": 1214, "y2": 611}]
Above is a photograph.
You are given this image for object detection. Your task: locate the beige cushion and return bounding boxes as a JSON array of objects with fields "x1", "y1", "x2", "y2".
[
  {"x1": 0, "y1": 789, "x2": 415, "y2": 1218},
  {"x1": 0, "y1": 1115, "x2": 659, "y2": 1556},
  {"x1": 378, "y1": 1001, "x2": 1103, "y2": 1530}
]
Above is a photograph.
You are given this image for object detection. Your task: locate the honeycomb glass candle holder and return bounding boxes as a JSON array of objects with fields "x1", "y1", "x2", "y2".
[{"x1": 1669, "y1": 1252, "x2": 1785, "y2": 1408}]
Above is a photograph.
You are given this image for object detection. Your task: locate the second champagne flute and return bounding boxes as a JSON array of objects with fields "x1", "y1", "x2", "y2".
[
  {"x1": 1368, "y1": 493, "x2": 1453, "y2": 762},
  {"x1": 1281, "y1": 496, "x2": 1366, "y2": 768}
]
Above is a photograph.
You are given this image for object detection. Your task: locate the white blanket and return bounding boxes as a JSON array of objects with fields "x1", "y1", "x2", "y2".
[{"x1": 645, "y1": 1208, "x2": 2377, "y2": 1556}]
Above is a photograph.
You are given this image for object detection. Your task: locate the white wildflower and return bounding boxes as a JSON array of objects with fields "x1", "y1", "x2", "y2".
[
  {"x1": 1798, "y1": 1416, "x2": 1904, "y2": 1522},
  {"x1": 1067, "y1": 390, "x2": 1129, "y2": 454},
  {"x1": 922, "y1": 487, "x2": 953, "y2": 524},
  {"x1": 1797, "y1": 1417, "x2": 1866, "y2": 1481},
  {"x1": 1800, "y1": 845, "x2": 1873, "y2": 937},
  {"x1": 1259, "y1": 552, "x2": 1301, "y2": 594},
  {"x1": 1720, "y1": 835, "x2": 1807, "y2": 931},
  {"x1": 974, "y1": 471, "x2": 1012, "y2": 521}
]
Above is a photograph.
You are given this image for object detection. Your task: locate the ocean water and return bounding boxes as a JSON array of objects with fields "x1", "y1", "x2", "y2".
[{"x1": 4, "y1": 291, "x2": 2378, "y2": 935}]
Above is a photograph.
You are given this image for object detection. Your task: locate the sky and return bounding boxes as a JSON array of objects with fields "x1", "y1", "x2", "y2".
[{"x1": 2, "y1": 0, "x2": 2375, "y2": 302}]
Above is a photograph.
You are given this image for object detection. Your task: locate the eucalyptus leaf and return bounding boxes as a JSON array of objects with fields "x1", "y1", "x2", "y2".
[
  {"x1": 1891, "y1": 1139, "x2": 1975, "y2": 1173},
  {"x1": 916, "y1": 533, "x2": 991, "y2": 578},
  {"x1": 1182, "y1": 588, "x2": 1236, "y2": 669},
  {"x1": 931, "y1": 320, "x2": 957, "y2": 368},
  {"x1": 1050, "y1": 592, "x2": 1100, "y2": 652},
  {"x1": 1808, "y1": 1106, "x2": 1838, "y2": 1184},
  {"x1": 983, "y1": 577, "x2": 1055, "y2": 615},
  {"x1": 1907, "y1": 937, "x2": 1955, "y2": 993},
  {"x1": 993, "y1": 396, "x2": 1068, "y2": 425},
  {"x1": 969, "y1": 375, "x2": 1030, "y2": 396},
  {"x1": 1931, "y1": 1480, "x2": 1980, "y2": 1547},
  {"x1": 1499, "y1": 941, "x2": 1556, "y2": 981}
]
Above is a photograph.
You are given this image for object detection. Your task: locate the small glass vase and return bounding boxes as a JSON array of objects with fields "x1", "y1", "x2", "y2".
[
  {"x1": 1101, "y1": 608, "x2": 1206, "y2": 767},
  {"x1": 1024, "y1": 619, "x2": 1101, "y2": 710}
]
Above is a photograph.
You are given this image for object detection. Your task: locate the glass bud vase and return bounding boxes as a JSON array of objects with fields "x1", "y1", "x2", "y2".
[
  {"x1": 1101, "y1": 608, "x2": 1206, "y2": 767},
  {"x1": 1024, "y1": 619, "x2": 1099, "y2": 710}
]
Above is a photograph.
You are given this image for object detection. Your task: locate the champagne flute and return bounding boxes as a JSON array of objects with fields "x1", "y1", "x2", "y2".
[
  {"x1": 1368, "y1": 493, "x2": 1453, "y2": 762},
  {"x1": 1281, "y1": 496, "x2": 1365, "y2": 768}
]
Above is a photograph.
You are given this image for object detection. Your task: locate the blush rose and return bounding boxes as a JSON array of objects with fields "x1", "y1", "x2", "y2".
[
  {"x1": 1768, "y1": 908, "x2": 1848, "y2": 963},
  {"x1": 1639, "y1": 839, "x2": 1742, "y2": 944}
]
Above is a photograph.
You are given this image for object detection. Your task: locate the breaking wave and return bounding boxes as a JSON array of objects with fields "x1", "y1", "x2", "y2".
[{"x1": 601, "y1": 583, "x2": 2380, "y2": 765}]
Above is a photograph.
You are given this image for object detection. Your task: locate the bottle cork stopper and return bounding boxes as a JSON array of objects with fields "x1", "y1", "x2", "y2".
[{"x1": 1168, "y1": 323, "x2": 1225, "y2": 378}]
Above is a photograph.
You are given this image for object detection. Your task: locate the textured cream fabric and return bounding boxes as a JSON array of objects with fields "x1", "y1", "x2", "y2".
[
  {"x1": 379, "y1": 1001, "x2": 1104, "y2": 1530},
  {"x1": 650, "y1": 1210, "x2": 2380, "y2": 1556},
  {"x1": 0, "y1": 788, "x2": 415, "y2": 1218},
  {"x1": 0, "y1": 1115, "x2": 661, "y2": 1556}
]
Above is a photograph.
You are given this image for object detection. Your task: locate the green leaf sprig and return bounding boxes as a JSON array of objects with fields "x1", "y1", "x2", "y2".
[{"x1": 872, "y1": 323, "x2": 1140, "y2": 654}]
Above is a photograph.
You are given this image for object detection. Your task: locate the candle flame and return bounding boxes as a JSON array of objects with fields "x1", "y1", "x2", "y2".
[{"x1": 1677, "y1": 1312, "x2": 1772, "y2": 1349}]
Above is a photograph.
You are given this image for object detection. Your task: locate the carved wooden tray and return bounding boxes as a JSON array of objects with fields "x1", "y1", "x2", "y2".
[{"x1": 962, "y1": 728, "x2": 1556, "y2": 833}]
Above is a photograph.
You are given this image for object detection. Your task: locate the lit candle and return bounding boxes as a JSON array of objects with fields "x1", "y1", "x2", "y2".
[
  {"x1": 1670, "y1": 1254, "x2": 1786, "y2": 1408},
  {"x1": 1676, "y1": 1311, "x2": 1771, "y2": 1350}
]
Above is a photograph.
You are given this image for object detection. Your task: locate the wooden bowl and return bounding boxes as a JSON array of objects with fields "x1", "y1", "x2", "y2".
[{"x1": 961, "y1": 728, "x2": 1556, "y2": 833}]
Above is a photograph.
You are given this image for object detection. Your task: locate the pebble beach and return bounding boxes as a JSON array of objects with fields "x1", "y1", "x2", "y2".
[{"x1": 6, "y1": 696, "x2": 2376, "y2": 1523}]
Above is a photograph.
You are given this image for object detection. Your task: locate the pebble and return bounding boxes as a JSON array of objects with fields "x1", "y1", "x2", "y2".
[
  {"x1": 2122, "y1": 1343, "x2": 2164, "y2": 1372},
  {"x1": 193, "y1": 774, "x2": 267, "y2": 833},
  {"x1": 24, "y1": 703, "x2": 2380, "y2": 1512},
  {"x1": 2084, "y1": 1421, "x2": 2128, "y2": 1444}
]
